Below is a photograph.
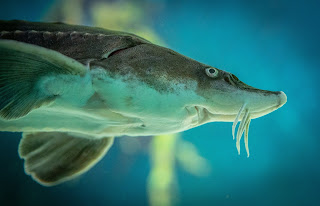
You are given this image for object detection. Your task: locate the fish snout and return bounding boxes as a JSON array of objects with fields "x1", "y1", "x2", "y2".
[
  {"x1": 223, "y1": 72, "x2": 287, "y2": 118},
  {"x1": 226, "y1": 73, "x2": 284, "y2": 98},
  {"x1": 275, "y1": 91, "x2": 287, "y2": 108}
]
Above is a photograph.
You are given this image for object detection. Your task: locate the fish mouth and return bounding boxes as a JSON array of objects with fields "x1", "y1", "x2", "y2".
[
  {"x1": 228, "y1": 93, "x2": 285, "y2": 157},
  {"x1": 187, "y1": 72, "x2": 287, "y2": 157},
  {"x1": 189, "y1": 90, "x2": 287, "y2": 157},
  {"x1": 194, "y1": 90, "x2": 287, "y2": 122},
  {"x1": 188, "y1": 104, "x2": 252, "y2": 155}
]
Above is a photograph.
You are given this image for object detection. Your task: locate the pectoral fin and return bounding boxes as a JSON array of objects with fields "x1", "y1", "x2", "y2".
[
  {"x1": 0, "y1": 40, "x2": 87, "y2": 120},
  {"x1": 18, "y1": 132, "x2": 114, "y2": 186}
]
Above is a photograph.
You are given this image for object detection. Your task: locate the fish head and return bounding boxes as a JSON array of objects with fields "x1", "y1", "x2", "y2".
[
  {"x1": 193, "y1": 67, "x2": 287, "y2": 123},
  {"x1": 92, "y1": 43, "x2": 286, "y2": 128},
  {"x1": 90, "y1": 38, "x2": 286, "y2": 155}
]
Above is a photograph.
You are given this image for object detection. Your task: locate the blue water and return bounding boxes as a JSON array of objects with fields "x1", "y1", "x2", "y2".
[{"x1": 0, "y1": 0, "x2": 319, "y2": 206}]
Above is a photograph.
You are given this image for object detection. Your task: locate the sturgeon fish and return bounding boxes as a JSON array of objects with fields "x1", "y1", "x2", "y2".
[{"x1": 0, "y1": 20, "x2": 287, "y2": 186}]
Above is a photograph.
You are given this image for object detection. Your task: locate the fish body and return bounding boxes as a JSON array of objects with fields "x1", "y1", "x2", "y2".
[
  {"x1": 0, "y1": 20, "x2": 206, "y2": 136},
  {"x1": 0, "y1": 20, "x2": 287, "y2": 186}
]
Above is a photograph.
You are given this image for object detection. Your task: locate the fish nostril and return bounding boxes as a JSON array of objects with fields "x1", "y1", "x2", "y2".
[
  {"x1": 224, "y1": 77, "x2": 232, "y2": 85},
  {"x1": 231, "y1": 74, "x2": 239, "y2": 82}
]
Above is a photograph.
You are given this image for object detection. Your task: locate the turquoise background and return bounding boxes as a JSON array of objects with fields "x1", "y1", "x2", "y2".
[{"x1": 0, "y1": 0, "x2": 319, "y2": 205}]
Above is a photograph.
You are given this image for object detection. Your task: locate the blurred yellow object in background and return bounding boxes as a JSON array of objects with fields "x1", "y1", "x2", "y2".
[
  {"x1": 148, "y1": 134, "x2": 178, "y2": 206},
  {"x1": 90, "y1": 1, "x2": 164, "y2": 45}
]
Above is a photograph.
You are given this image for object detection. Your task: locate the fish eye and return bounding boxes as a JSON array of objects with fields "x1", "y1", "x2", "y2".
[{"x1": 205, "y1": 67, "x2": 219, "y2": 78}]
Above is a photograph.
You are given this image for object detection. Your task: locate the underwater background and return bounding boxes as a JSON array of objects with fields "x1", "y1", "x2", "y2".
[{"x1": 0, "y1": 0, "x2": 319, "y2": 206}]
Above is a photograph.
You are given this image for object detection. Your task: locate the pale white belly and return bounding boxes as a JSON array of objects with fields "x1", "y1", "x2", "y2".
[{"x1": 0, "y1": 103, "x2": 194, "y2": 138}]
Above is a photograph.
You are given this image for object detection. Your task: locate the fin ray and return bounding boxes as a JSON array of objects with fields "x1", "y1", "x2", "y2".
[
  {"x1": 19, "y1": 132, "x2": 114, "y2": 186},
  {"x1": 0, "y1": 40, "x2": 87, "y2": 120}
]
